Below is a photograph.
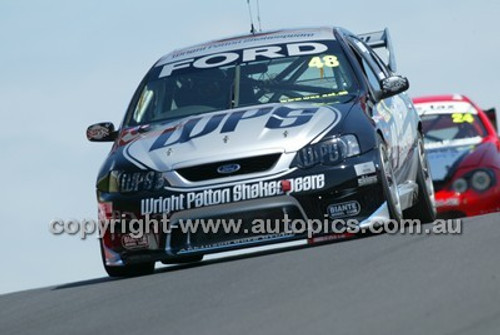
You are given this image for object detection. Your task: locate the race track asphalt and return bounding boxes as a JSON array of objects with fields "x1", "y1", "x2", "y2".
[{"x1": 2, "y1": 213, "x2": 500, "y2": 335}]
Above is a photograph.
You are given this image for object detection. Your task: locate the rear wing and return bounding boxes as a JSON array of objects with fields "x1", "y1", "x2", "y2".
[
  {"x1": 484, "y1": 108, "x2": 500, "y2": 136},
  {"x1": 358, "y1": 28, "x2": 397, "y2": 73}
]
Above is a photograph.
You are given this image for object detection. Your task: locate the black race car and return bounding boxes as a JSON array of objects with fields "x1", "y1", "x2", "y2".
[{"x1": 87, "y1": 27, "x2": 435, "y2": 276}]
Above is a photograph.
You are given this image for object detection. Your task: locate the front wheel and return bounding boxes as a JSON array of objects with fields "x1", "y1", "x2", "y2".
[
  {"x1": 104, "y1": 262, "x2": 155, "y2": 278},
  {"x1": 378, "y1": 136, "x2": 403, "y2": 221},
  {"x1": 100, "y1": 242, "x2": 155, "y2": 277},
  {"x1": 405, "y1": 134, "x2": 437, "y2": 223}
]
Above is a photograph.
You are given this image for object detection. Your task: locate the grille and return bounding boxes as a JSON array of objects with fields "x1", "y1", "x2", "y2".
[
  {"x1": 176, "y1": 153, "x2": 281, "y2": 182},
  {"x1": 169, "y1": 205, "x2": 304, "y2": 253}
]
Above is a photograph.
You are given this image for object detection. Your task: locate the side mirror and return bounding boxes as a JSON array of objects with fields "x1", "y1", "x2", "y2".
[
  {"x1": 380, "y1": 75, "x2": 409, "y2": 99},
  {"x1": 86, "y1": 122, "x2": 117, "y2": 142}
]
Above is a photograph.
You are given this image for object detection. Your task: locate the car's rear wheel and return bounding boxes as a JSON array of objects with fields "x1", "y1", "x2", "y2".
[
  {"x1": 100, "y1": 242, "x2": 155, "y2": 277},
  {"x1": 378, "y1": 136, "x2": 403, "y2": 221},
  {"x1": 405, "y1": 134, "x2": 436, "y2": 223}
]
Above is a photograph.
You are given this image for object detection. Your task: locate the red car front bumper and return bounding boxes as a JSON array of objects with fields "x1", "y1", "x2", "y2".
[{"x1": 435, "y1": 187, "x2": 500, "y2": 218}]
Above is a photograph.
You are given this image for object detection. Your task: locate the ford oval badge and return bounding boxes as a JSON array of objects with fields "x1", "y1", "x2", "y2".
[{"x1": 217, "y1": 163, "x2": 241, "y2": 174}]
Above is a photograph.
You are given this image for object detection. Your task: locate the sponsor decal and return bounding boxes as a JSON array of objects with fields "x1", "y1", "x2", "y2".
[
  {"x1": 279, "y1": 90, "x2": 348, "y2": 104},
  {"x1": 141, "y1": 174, "x2": 325, "y2": 215},
  {"x1": 159, "y1": 42, "x2": 329, "y2": 77},
  {"x1": 148, "y1": 106, "x2": 334, "y2": 151},
  {"x1": 117, "y1": 171, "x2": 165, "y2": 193},
  {"x1": 435, "y1": 198, "x2": 460, "y2": 207},
  {"x1": 415, "y1": 101, "x2": 478, "y2": 115},
  {"x1": 87, "y1": 125, "x2": 109, "y2": 140},
  {"x1": 124, "y1": 105, "x2": 342, "y2": 172},
  {"x1": 162, "y1": 30, "x2": 331, "y2": 62},
  {"x1": 121, "y1": 234, "x2": 149, "y2": 250},
  {"x1": 178, "y1": 232, "x2": 294, "y2": 253},
  {"x1": 354, "y1": 162, "x2": 376, "y2": 176},
  {"x1": 307, "y1": 232, "x2": 355, "y2": 244},
  {"x1": 358, "y1": 174, "x2": 378, "y2": 186},
  {"x1": 328, "y1": 201, "x2": 361, "y2": 218}
]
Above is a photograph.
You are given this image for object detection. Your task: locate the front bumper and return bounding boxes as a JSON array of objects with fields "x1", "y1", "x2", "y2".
[
  {"x1": 98, "y1": 149, "x2": 387, "y2": 266},
  {"x1": 434, "y1": 187, "x2": 500, "y2": 218}
]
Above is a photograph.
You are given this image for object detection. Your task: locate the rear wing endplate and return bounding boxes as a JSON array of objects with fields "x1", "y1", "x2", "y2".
[
  {"x1": 484, "y1": 108, "x2": 500, "y2": 135},
  {"x1": 358, "y1": 28, "x2": 397, "y2": 73}
]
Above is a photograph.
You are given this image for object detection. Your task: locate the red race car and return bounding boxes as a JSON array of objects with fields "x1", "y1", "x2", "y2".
[{"x1": 413, "y1": 94, "x2": 500, "y2": 218}]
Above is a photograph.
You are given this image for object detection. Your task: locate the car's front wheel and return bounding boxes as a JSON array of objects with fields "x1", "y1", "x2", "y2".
[
  {"x1": 104, "y1": 262, "x2": 155, "y2": 278},
  {"x1": 405, "y1": 134, "x2": 436, "y2": 223},
  {"x1": 100, "y1": 242, "x2": 155, "y2": 277},
  {"x1": 378, "y1": 135, "x2": 403, "y2": 221}
]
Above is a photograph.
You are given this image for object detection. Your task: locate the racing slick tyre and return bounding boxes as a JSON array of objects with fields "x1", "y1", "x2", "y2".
[
  {"x1": 377, "y1": 135, "x2": 403, "y2": 222},
  {"x1": 99, "y1": 243, "x2": 155, "y2": 277},
  {"x1": 104, "y1": 262, "x2": 155, "y2": 278},
  {"x1": 404, "y1": 134, "x2": 437, "y2": 223}
]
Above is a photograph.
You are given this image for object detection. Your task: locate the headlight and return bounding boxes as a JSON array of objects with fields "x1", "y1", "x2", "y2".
[
  {"x1": 471, "y1": 170, "x2": 492, "y2": 191},
  {"x1": 108, "y1": 170, "x2": 165, "y2": 193},
  {"x1": 293, "y1": 134, "x2": 361, "y2": 169},
  {"x1": 452, "y1": 178, "x2": 467, "y2": 193},
  {"x1": 450, "y1": 169, "x2": 495, "y2": 194}
]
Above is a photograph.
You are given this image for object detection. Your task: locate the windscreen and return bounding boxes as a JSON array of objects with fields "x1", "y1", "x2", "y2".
[
  {"x1": 420, "y1": 111, "x2": 487, "y2": 146},
  {"x1": 125, "y1": 40, "x2": 358, "y2": 126}
]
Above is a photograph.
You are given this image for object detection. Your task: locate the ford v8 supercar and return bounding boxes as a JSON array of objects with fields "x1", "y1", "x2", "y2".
[
  {"x1": 87, "y1": 27, "x2": 436, "y2": 277},
  {"x1": 413, "y1": 94, "x2": 500, "y2": 218}
]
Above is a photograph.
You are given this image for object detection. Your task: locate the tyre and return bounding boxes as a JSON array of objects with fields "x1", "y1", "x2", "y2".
[
  {"x1": 405, "y1": 134, "x2": 436, "y2": 223},
  {"x1": 100, "y1": 242, "x2": 155, "y2": 277},
  {"x1": 104, "y1": 262, "x2": 155, "y2": 277},
  {"x1": 377, "y1": 135, "x2": 403, "y2": 221}
]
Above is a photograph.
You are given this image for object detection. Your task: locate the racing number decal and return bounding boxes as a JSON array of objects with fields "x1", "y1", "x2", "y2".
[
  {"x1": 451, "y1": 113, "x2": 474, "y2": 123},
  {"x1": 308, "y1": 55, "x2": 340, "y2": 68}
]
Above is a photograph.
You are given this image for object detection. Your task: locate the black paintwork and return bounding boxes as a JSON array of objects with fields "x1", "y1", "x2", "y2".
[{"x1": 91, "y1": 27, "x2": 422, "y2": 264}]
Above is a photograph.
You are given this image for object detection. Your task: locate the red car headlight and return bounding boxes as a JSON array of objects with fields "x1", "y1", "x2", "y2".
[
  {"x1": 470, "y1": 170, "x2": 493, "y2": 191},
  {"x1": 452, "y1": 178, "x2": 467, "y2": 193},
  {"x1": 451, "y1": 169, "x2": 495, "y2": 194}
]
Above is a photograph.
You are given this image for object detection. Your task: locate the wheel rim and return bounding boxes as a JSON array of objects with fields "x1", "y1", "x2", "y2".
[
  {"x1": 382, "y1": 147, "x2": 402, "y2": 218},
  {"x1": 418, "y1": 138, "x2": 436, "y2": 209}
]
